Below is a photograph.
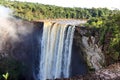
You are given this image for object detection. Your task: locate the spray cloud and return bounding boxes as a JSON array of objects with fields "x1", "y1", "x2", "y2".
[
  {"x1": 0, "y1": 5, "x2": 33, "y2": 55},
  {"x1": 0, "y1": 5, "x2": 33, "y2": 41}
]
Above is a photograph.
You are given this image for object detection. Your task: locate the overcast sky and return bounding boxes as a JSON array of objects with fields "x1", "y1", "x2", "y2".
[{"x1": 12, "y1": 0, "x2": 120, "y2": 10}]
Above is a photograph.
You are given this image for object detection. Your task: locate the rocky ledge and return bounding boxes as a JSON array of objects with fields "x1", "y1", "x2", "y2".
[{"x1": 55, "y1": 63, "x2": 120, "y2": 80}]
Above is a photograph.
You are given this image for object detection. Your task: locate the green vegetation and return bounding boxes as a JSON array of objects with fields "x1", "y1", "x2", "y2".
[
  {"x1": 86, "y1": 11, "x2": 120, "y2": 64},
  {"x1": 0, "y1": 0, "x2": 114, "y2": 21},
  {"x1": 0, "y1": 58, "x2": 28, "y2": 80},
  {"x1": 3, "y1": 72, "x2": 9, "y2": 80},
  {"x1": 102, "y1": 12, "x2": 120, "y2": 63}
]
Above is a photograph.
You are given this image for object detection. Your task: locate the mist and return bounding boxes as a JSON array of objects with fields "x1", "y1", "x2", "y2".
[
  {"x1": 0, "y1": 5, "x2": 34, "y2": 59},
  {"x1": 0, "y1": 5, "x2": 33, "y2": 41}
]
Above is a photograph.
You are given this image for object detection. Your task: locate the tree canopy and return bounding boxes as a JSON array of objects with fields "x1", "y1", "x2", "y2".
[{"x1": 0, "y1": 0, "x2": 116, "y2": 21}]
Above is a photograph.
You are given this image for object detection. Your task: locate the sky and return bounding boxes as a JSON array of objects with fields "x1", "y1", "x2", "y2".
[{"x1": 12, "y1": 0, "x2": 120, "y2": 10}]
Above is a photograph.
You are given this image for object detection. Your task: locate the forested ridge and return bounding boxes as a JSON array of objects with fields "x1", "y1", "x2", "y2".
[{"x1": 0, "y1": 0, "x2": 117, "y2": 21}]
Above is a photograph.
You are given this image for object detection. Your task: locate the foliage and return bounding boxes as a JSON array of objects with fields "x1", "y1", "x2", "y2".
[
  {"x1": 0, "y1": 57, "x2": 28, "y2": 80},
  {"x1": 86, "y1": 17, "x2": 103, "y2": 28},
  {"x1": 86, "y1": 11, "x2": 120, "y2": 63},
  {"x1": 108, "y1": 12, "x2": 120, "y2": 61},
  {"x1": 2, "y1": 72, "x2": 9, "y2": 80},
  {"x1": 0, "y1": 0, "x2": 114, "y2": 21}
]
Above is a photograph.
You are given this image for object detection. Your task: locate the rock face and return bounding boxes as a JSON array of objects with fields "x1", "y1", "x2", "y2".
[
  {"x1": 73, "y1": 27, "x2": 105, "y2": 71},
  {"x1": 95, "y1": 63, "x2": 120, "y2": 79},
  {"x1": 0, "y1": 19, "x2": 105, "y2": 80},
  {"x1": 82, "y1": 36, "x2": 105, "y2": 70},
  {"x1": 56, "y1": 63, "x2": 120, "y2": 80}
]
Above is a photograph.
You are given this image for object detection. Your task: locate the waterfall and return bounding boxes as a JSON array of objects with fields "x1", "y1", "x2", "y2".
[{"x1": 38, "y1": 22, "x2": 75, "y2": 80}]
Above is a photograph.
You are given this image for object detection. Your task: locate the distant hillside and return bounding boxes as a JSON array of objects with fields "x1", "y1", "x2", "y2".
[{"x1": 0, "y1": 0, "x2": 117, "y2": 21}]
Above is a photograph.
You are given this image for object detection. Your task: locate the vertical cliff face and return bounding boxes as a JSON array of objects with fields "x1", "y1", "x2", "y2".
[
  {"x1": 73, "y1": 27, "x2": 105, "y2": 71},
  {"x1": 82, "y1": 36, "x2": 105, "y2": 70}
]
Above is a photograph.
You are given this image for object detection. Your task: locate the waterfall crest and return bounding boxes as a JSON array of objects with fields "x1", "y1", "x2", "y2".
[{"x1": 38, "y1": 22, "x2": 75, "y2": 80}]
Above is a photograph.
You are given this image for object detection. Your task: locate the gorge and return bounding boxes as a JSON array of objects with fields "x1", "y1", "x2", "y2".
[{"x1": 0, "y1": 6, "x2": 113, "y2": 80}]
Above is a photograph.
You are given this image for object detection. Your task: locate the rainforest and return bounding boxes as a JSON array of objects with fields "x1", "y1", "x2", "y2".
[{"x1": 0, "y1": 0, "x2": 120, "y2": 80}]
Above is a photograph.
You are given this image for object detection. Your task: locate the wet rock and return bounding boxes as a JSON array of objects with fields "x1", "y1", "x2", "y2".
[
  {"x1": 56, "y1": 63, "x2": 120, "y2": 80},
  {"x1": 73, "y1": 26, "x2": 105, "y2": 71}
]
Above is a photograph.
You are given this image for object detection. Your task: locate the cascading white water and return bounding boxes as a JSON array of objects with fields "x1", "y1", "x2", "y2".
[{"x1": 38, "y1": 22, "x2": 75, "y2": 80}]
